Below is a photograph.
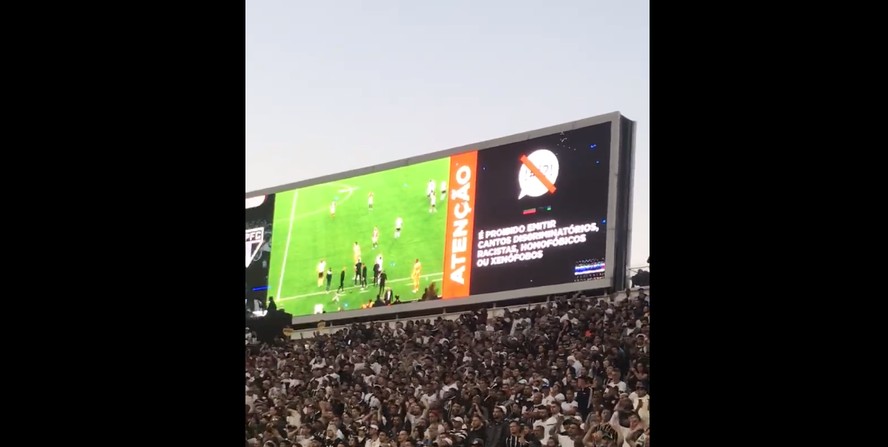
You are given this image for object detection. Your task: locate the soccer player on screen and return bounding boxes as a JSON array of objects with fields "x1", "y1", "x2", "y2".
[
  {"x1": 429, "y1": 192, "x2": 436, "y2": 213},
  {"x1": 368, "y1": 192, "x2": 374, "y2": 210},
  {"x1": 427, "y1": 179, "x2": 435, "y2": 198},
  {"x1": 394, "y1": 216, "x2": 402, "y2": 239},
  {"x1": 353, "y1": 242, "x2": 361, "y2": 265},
  {"x1": 330, "y1": 201, "x2": 336, "y2": 219},
  {"x1": 337, "y1": 267, "x2": 345, "y2": 293},
  {"x1": 371, "y1": 226, "x2": 379, "y2": 249},
  {"x1": 411, "y1": 258, "x2": 422, "y2": 293},
  {"x1": 440, "y1": 180, "x2": 447, "y2": 201},
  {"x1": 372, "y1": 261, "x2": 380, "y2": 286},
  {"x1": 377, "y1": 269, "x2": 387, "y2": 299},
  {"x1": 317, "y1": 259, "x2": 326, "y2": 287}
]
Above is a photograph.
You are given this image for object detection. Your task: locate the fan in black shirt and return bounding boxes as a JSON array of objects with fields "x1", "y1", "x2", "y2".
[
  {"x1": 504, "y1": 421, "x2": 529, "y2": 447},
  {"x1": 466, "y1": 416, "x2": 486, "y2": 446},
  {"x1": 520, "y1": 398, "x2": 536, "y2": 415},
  {"x1": 388, "y1": 415, "x2": 410, "y2": 436},
  {"x1": 574, "y1": 377, "x2": 593, "y2": 420},
  {"x1": 602, "y1": 387, "x2": 619, "y2": 413}
]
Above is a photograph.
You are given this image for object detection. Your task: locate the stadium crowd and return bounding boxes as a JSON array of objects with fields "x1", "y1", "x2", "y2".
[{"x1": 246, "y1": 289, "x2": 650, "y2": 447}]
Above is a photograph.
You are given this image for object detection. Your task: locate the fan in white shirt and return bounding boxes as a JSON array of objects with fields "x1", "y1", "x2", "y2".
[
  {"x1": 268, "y1": 384, "x2": 283, "y2": 400},
  {"x1": 566, "y1": 355, "x2": 585, "y2": 377},
  {"x1": 441, "y1": 380, "x2": 459, "y2": 396},
  {"x1": 324, "y1": 366, "x2": 340, "y2": 382},
  {"x1": 628, "y1": 384, "x2": 650, "y2": 426},
  {"x1": 245, "y1": 390, "x2": 259, "y2": 411},
  {"x1": 608, "y1": 410, "x2": 645, "y2": 447},
  {"x1": 606, "y1": 370, "x2": 628, "y2": 393},
  {"x1": 294, "y1": 426, "x2": 313, "y2": 447},
  {"x1": 540, "y1": 405, "x2": 561, "y2": 444},
  {"x1": 509, "y1": 318, "x2": 532, "y2": 335},
  {"x1": 310, "y1": 356, "x2": 326, "y2": 370},
  {"x1": 559, "y1": 390, "x2": 579, "y2": 414},
  {"x1": 556, "y1": 418, "x2": 582, "y2": 447},
  {"x1": 286, "y1": 408, "x2": 301, "y2": 428},
  {"x1": 405, "y1": 403, "x2": 426, "y2": 426},
  {"x1": 362, "y1": 390, "x2": 381, "y2": 409},
  {"x1": 361, "y1": 426, "x2": 379, "y2": 447},
  {"x1": 541, "y1": 384, "x2": 565, "y2": 407},
  {"x1": 420, "y1": 384, "x2": 440, "y2": 409}
]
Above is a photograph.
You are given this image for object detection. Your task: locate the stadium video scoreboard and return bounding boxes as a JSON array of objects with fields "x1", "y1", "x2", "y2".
[{"x1": 246, "y1": 112, "x2": 636, "y2": 321}]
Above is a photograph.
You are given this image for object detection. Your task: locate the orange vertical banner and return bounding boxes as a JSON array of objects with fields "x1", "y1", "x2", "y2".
[{"x1": 441, "y1": 151, "x2": 478, "y2": 299}]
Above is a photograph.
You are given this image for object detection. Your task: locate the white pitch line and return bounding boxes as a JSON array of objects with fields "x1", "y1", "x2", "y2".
[
  {"x1": 275, "y1": 191, "x2": 299, "y2": 297},
  {"x1": 276, "y1": 272, "x2": 443, "y2": 302}
]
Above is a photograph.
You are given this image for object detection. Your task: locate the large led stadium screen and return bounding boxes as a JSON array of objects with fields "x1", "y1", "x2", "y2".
[{"x1": 246, "y1": 113, "x2": 629, "y2": 318}]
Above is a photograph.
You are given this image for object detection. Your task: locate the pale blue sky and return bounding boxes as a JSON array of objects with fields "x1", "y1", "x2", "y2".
[{"x1": 246, "y1": 0, "x2": 649, "y2": 267}]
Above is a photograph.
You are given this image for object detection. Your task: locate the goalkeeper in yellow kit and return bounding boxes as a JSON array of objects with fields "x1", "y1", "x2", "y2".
[{"x1": 411, "y1": 258, "x2": 422, "y2": 294}]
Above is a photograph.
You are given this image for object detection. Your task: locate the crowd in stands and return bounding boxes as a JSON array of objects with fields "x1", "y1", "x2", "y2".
[{"x1": 246, "y1": 289, "x2": 650, "y2": 447}]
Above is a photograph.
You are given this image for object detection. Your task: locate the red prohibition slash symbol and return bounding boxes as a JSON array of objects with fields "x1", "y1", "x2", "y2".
[{"x1": 519, "y1": 154, "x2": 557, "y2": 194}]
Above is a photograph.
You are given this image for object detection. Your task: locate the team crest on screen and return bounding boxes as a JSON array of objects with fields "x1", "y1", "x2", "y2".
[{"x1": 245, "y1": 227, "x2": 264, "y2": 268}]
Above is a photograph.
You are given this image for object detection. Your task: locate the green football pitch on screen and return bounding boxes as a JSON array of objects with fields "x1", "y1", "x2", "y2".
[{"x1": 267, "y1": 158, "x2": 450, "y2": 317}]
